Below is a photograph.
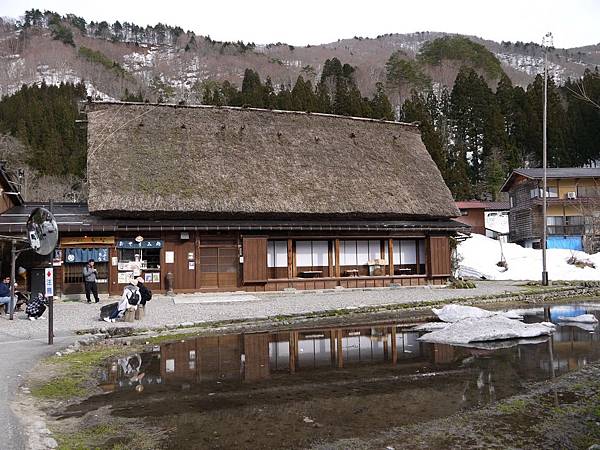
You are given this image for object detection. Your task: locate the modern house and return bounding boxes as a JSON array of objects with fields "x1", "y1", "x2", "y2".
[
  {"x1": 454, "y1": 201, "x2": 509, "y2": 238},
  {"x1": 0, "y1": 102, "x2": 466, "y2": 296},
  {"x1": 501, "y1": 168, "x2": 600, "y2": 251}
]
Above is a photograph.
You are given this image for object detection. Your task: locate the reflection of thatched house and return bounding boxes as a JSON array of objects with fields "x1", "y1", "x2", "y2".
[{"x1": 0, "y1": 102, "x2": 465, "y2": 296}]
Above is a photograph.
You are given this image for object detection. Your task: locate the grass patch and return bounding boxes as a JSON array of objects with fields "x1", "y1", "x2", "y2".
[
  {"x1": 54, "y1": 424, "x2": 113, "y2": 450},
  {"x1": 145, "y1": 331, "x2": 200, "y2": 344},
  {"x1": 32, "y1": 346, "x2": 134, "y2": 400},
  {"x1": 497, "y1": 398, "x2": 527, "y2": 415}
]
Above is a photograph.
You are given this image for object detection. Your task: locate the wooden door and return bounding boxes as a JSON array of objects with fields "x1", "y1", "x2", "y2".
[{"x1": 199, "y1": 246, "x2": 238, "y2": 289}]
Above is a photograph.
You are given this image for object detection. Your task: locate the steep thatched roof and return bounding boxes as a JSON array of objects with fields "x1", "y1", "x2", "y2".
[{"x1": 87, "y1": 102, "x2": 459, "y2": 219}]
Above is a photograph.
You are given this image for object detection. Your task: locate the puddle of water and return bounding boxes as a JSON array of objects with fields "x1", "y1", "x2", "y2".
[{"x1": 64, "y1": 303, "x2": 600, "y2": 449}]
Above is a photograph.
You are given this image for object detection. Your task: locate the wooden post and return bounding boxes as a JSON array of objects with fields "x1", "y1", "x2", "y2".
[
  {"x1": 135, "y1": 305, "x2": 145, "y2": 320},
  {"x1": 388, "y1": 239, "x2": 394, "y2": 277},
  {"x1": 329, "y1": 332, "x2": 336, "y2": 366},
  {"x1": 391, "y1": 327, "x2": 397, "y2": 365},
  {"x1": 328, "y1": 240, "x2": 334, "y2": 278},
  {"x1": 336, "y1": 329, "x2": 344, "y2": 368},
  {"x1": 287, "y1": 239, "x2": 294, "y2": 279},
  {"x1": 334, "y1": 239, "x2": 341, "y2": 278},
  {"x1": 289, "y1": 331, "x2": 297, "y2": 374},
  {"x1": 124, "y1": 309, "x2": 135, "y2": 322},
  {"x1": 415, "y1": 240, "x2": 421, "y2": 275}
]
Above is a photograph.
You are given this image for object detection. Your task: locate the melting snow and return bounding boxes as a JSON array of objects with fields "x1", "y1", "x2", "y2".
[
  {"x1": 418, "y1": 316, "x2": 555, "y2": 345},
  {"x1": 557, "y1": 314, "x2": 598, "y2": 324},
  {"x1": 458, "y1": 234, "x2": 600, "y2": 281}
]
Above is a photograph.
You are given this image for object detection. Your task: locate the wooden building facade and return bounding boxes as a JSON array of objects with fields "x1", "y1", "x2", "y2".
[
  {"x1": 0, "y1": 102, "x2": 465, "y2": 296},
  {"x1": 501, "y1": 168, "x2": 600, "y2": 251}
]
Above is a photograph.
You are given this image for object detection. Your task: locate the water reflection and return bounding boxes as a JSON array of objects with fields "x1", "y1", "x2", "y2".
[{"x1": 99, "y1": 305, "x2": 600, "y2": 394}]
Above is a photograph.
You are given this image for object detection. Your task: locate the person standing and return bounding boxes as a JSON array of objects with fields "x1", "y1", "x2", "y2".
[{"x1": 83, "y1": 259, "x2": 100, "y2": 303}]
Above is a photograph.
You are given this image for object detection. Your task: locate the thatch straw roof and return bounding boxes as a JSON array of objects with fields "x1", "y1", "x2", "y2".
[{"x1": 87, "y1": 102, "x2": 459, "y2": 219}]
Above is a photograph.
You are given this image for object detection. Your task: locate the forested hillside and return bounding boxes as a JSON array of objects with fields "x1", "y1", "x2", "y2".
[{"x1": 0, "y1": 9, "x2": 599, "y2": 203}]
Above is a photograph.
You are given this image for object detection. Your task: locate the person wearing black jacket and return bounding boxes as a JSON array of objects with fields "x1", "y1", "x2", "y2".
[
  {"x1": 0, "y1": 276, "x2": 12, "y2": 314},
  {"x1": 136, "y1": 277, "x2": 152, "y2": 305}
]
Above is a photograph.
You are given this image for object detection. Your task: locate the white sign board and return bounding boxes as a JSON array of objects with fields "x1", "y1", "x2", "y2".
[
  {"x1": 165, "y1": 251, "x2": 175, "y2": 264},
  {"x1": 45, "y1": 268, "x2": 54, "y2": 297}
]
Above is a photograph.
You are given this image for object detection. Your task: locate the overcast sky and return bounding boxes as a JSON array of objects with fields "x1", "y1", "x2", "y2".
[{"x1": 2, "y1": 0, "x2": 599, "y2": 48}]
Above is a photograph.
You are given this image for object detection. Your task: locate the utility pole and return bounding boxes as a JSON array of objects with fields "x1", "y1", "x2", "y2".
[{"x1": 541, "y1": 32, "x2": 553, "y2": 286}]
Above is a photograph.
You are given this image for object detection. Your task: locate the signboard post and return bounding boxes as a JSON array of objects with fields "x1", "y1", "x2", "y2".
[{"x1": 45, "y1": 267, "x2": 54, "y2": 345}]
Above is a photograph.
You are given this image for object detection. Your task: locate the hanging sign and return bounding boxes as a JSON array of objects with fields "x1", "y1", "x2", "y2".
[
  {"x1": 45, "y1": 268, "x2": 54, "y2": 297},
  {"x1": 116, "y1": 240, "x2": 163, "y2": 249}
]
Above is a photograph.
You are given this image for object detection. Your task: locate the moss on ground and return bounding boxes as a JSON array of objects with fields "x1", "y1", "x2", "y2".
[
  {"x1": 497, "y1": 398, "x2": 527, "y2": 415},
  {"x1": 31, "y1": 346, "x2": 136, "y2": 400}
]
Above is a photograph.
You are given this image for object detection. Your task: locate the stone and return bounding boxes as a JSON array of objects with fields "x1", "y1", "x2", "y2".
[{"x1": 43, "y1": 437, "x2": 58, "y2": 448}]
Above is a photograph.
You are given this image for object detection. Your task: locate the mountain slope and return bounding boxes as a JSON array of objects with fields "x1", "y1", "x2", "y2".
[{"x1": 0, "y1": 12, "x2": 598, "y2": 104}]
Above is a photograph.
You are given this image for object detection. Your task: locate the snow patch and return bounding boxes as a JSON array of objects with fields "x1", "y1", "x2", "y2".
[
  {"x1": 557, "y1": 314, "x2": 598, "y2": 324},
  {"x1": 418, "y1": 316, "x2": 555, "y2": 345},
  {"x1": 458, "y1": 234, "x2": 600, "y2": 281}
]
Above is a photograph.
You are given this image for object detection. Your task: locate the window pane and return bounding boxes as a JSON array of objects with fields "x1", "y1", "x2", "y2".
[
  {"x1": 274, "y1": 241, "x2": 288, "y2": 268},
  {"x1": 296, "y1": 241, "x2": 312, "y2": 267},
  {"x1": 357, "y1": 241, "x2": 369, "y2": 265},
  {"x1": 368, "y1": 240, "x2": 381, "y2": 261},
  {"x1": 267, "y1": 241, "x2": 275, "y2": 268},
  {"x1": 312, "y1": 241, "x2": 329, "y2": 266},
  {"x1": 419, "y1": 240, "x2": 426, "y2": 263},
  {"x1": 401, "y1": 240, "x2": 417, "y2": 264},
  {"x1": 393, "y1": 240, "x2": 401, "y2": 264},
  {"x1": 341, "y1": 240, "x2": 357, "y2": 265}
]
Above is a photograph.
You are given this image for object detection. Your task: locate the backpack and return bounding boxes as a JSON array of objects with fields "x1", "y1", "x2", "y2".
[
  {"x1": 128, "y1": 289, "x2": 141, "y2": 306},
  {"x1": 139, "y1": 285, "x2": 152, "y2": 302}
]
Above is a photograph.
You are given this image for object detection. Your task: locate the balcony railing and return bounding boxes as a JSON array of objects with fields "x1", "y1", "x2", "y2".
[{"x1": 547, "y1": 225, "x2": 585, "y2": 236}]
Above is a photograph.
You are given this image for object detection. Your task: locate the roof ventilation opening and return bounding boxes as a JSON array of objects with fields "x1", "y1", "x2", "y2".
[
  {"x1": 220, "y1": 124, "x2": 226, "y2": 130},
  {"x1": 138, "y1": 122, "x2": 144, "y2": 127},
  {"x1": 180, "y1": 124, "x2": 186, "y2": 129},
  {"x1": 277, "y1": 131, "x2": 282, "y2": 138},
  {"x1": 350, "y1": 132, "x2": 356, "y2": 138},
  {"x1": 314, "y1": 136, "x2": 320, "y2": 143},
  {"x1": 240, "y1": 125, "x2": 245, "y2": 130}
]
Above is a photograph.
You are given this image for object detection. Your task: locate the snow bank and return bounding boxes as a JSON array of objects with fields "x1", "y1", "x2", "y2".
[
  {"x1": 431, "y1": 304, "x2": 523, "y2": 323},
  {"x1": 418, "y1": 316, "x2": 555, "y2": 345},
  {"x1": 432, "y1": 304, "x2": 495, "y2": 322},
  {"x1": 557, "y1": 314, "x2": 598, "y2": 324},
  {"x1": 458, "y1": 234, "x2": 600, "y2": 280}
]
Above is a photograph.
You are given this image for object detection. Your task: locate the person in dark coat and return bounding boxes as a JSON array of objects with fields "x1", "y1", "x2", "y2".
[{"x1": 0, "y1": 276, "x2": 12, "y2": 314}]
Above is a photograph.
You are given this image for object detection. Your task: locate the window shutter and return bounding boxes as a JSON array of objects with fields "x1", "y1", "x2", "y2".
[
  {"x1": 427, "y1": 236, "x2": 451, "y2": 276},
  {"x1": 243, "y1": 237, "x2": 268, "y2": 283}
]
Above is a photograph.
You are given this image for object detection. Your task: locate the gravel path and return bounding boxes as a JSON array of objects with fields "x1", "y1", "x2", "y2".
[{"x1": 0, "y1": 281, "x2": 525, "y2": 340}]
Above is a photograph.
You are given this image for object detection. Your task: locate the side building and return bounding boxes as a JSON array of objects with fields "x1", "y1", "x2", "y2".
[
  {"x1": 501, "y1": 168, "x2": 600, "y2": 251},
  {"x1": 0, "y1": 102, "x2": 466, "y2": 297}
]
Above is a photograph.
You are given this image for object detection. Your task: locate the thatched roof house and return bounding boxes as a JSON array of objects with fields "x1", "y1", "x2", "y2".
[{"x1": 87, "y1": 102, "x2": 459, "y2": 219}]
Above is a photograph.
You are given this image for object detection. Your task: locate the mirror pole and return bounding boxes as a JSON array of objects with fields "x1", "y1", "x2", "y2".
[
  {"x1": 48, "y1": 201, "x2": 54, "y2": 345},
  {"x1": 9, "y1": 239, "x2": 16, "y2": 320}
]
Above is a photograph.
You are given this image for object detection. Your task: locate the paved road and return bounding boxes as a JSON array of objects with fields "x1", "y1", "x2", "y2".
[
  {"x1": 0, "y1": 332, "x2": 76, "y2": 450},
  {"x1": 0, "y1": 281, "x2": 525, "y2": 341}
]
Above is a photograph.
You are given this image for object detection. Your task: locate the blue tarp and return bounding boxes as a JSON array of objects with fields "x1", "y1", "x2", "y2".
[
  {"x1": 64, "y1": 248, "x2": 109, "y2": 263},
  {"x1": 546, "y1": 236, "x2": 583, "y2": 251}
]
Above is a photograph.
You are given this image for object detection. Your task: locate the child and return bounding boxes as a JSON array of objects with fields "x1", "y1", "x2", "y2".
[{"x1": 26, "y1": 293, "x2": 48, "y2": 321}]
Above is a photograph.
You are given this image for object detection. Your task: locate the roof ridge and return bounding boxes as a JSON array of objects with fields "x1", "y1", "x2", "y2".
[{"x1": 86, "y1": 100, "x2": 418, "y2": 128}]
